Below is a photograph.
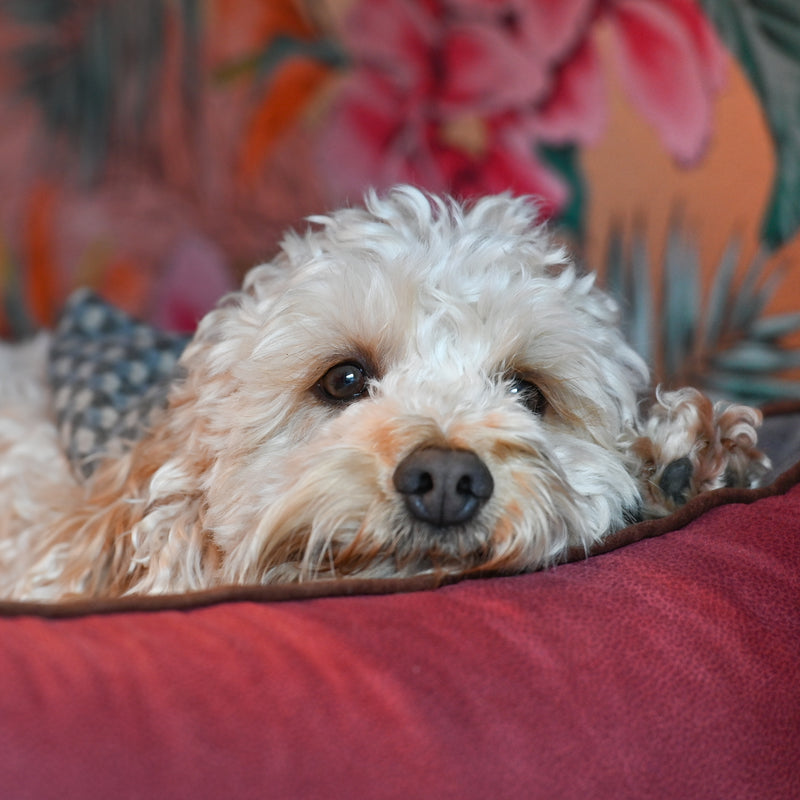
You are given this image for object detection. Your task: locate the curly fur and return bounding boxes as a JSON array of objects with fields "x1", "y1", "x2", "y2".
[{"x1": 0, "y1": 187, "x2": 770, "y2": 600}]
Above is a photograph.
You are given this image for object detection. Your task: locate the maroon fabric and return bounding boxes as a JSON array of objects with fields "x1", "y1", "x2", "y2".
[{"x1": 1, "y1": 485, "x2": 798, "y2": 798}]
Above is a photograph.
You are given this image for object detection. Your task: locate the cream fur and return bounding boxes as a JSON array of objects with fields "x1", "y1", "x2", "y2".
[{"x1": 0, "y1": 187, "x2": 769, "y2": 600}]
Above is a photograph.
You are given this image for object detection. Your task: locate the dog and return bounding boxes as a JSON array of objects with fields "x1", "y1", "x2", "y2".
[{"x1": 0, "y1": 186, "x2": 770, "y2": 600}]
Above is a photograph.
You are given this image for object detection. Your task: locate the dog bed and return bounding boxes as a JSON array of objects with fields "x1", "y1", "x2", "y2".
[{"x1": 0, "y1": 398, "x2": 798, "y2": 798}]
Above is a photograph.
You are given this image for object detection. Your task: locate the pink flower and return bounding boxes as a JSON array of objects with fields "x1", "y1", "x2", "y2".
[
  {"x1": 321, "y1": 0, "x2": 726, "y2": 211},
  {"x1": 436, "y1": 0, "x2": 596, "y2": 115},
  {"x1": 525, "y1": 0, "x2": 728, "y2": 160},
  {"x1": 605, "y1": 0, "x2": 728, "y2": 164},
  {"x1": 321, "y1": 0, "x2": 580, "y2": 211}
]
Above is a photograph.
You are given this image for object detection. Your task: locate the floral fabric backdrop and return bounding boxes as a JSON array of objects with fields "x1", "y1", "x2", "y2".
[{"x1": 0, "y1": 0, "x2": 799, "y2": 400}]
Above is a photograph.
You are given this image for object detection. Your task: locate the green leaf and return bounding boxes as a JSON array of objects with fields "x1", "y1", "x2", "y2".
[
  {"x1": 537, "y1": 144, "x2": 584, "y2": 238},
  {"x1": 699, "y1": 0, "x2": 800, "y2": 249},
  {"x1": 702, "y1": 237, "x2": 739, "y2": 346},
  {"x1": 704, "y1": 372, "x2": 800, "y2": 402},
  {"x1": 10, "y1": 1, "x2": 202, "y2": 181},
  {"x1": 628, "y1": 235, "x2": 654, "y2": 368},
  {"x1": 3, "y1": 0, "x2": 73, "y2": 24},
  {"x1": 603, "y1": 228, "x2": 626, "y2": 302},
  {"x1": 711, "y1": 341, "x2": 800, "y2": 373},
  {"x1": 602, "y1": 225, "x2": 800, "y2": 403},
  {"x1": 727, "y1": 249, "x2": 772, "y2": 333},
  {"x1": 600, "y1": 228, "x2": 654, "y2": 367},
  {"x1": 661, "y1": 229, "x2": 700, "y2": 380},
  {"x1": 214, "y1": 35, "x2": 347, "y2": 83},
  {"x1": 179, "y1": 0, "x2": 203, "y2": 112},
  {"x1": 750, "y1": 311, "x2": 800, "y2": 341},
  {"x1": 77, "y1": 5, "x2": 113, "y2": 181}
]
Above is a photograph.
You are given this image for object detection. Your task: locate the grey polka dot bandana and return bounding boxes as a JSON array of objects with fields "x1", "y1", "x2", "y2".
[{"x1": 48, "y1": 289, "x2": 191, "y2": 478}]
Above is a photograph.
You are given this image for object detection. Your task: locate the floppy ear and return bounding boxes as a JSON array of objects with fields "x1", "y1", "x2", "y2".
[
  {"x1": 68, "y1": 249, "x2": 303, "y2": 597},
  {"x1": 9, "y1": 417, "x2": 213, "y2": 599},
  {"x1": 84, "y1": 423, "x2": 213, "y2": 596},
  {"x1": 38, "y1": 259, "x2": 292, "y2": 598}
]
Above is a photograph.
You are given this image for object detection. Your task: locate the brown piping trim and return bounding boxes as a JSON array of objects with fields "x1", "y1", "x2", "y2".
[{"x1": 0, "y1": 572, "x2": 461, "y2": 619}]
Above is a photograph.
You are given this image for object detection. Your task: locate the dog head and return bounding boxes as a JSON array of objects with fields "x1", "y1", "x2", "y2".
[{"x1": 165, "y1": 187, "x2": 649, "y2": 583}]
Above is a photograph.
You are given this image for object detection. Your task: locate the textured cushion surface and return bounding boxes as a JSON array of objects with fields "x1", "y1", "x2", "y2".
[{"x1": 1, "y1": 480, "x2": 798, "y2": 799}]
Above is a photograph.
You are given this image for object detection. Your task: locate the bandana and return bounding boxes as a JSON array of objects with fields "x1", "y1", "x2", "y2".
[{"x1": 48, "y1": 290, "x2": 191, "y2": 478}]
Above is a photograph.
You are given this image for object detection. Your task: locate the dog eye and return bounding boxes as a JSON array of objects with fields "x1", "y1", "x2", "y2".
[
  {"x1": 509, "y1": 376, "x2": 547, "y2": 415},
  {"x1": 317, "y1": 362, "x2": 369, "y2": 403}
]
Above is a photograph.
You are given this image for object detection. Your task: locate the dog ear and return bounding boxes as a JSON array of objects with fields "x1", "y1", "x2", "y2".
[{"x1": 64, "y1": 421, "x2": 214, "y2": 596}]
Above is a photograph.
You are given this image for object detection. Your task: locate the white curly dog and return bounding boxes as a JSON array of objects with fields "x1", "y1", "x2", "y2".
[{"x1": 0, "y1": 187, "x2": 769, "y2": 600}]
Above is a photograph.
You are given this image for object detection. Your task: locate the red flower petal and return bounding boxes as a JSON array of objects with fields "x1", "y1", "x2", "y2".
[
  {"x1": 608, "y1": 0, "x2": 727, "y2": 165},
  {"x1": 342, "y1": 0, "x2": 437, "y2": 94},
  {"x1": 322, "y1": 76, "x2": 447, "y2": 197},
  {"x1": 523, "y1": 0, "x2": 599, "y2": 64},
  {"x1": 534, "y1": 37, "x2": 608, "y2": 146},
  {"x1": 656, "y1": 0, "x2": 727, "y2": 90},
  {"x1": 439, "y1": 22, "x2": 549, "y2": 113},
  {"x1": 446, "y1": 0, "x2": 596, "y2": 66}
]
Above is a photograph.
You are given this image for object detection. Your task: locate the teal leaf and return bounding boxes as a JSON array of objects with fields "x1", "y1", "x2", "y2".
[
  {"x1": 750, "y1": 311, "x2": 800, "y2": 341},
  {"x1": 77, "y1": 5, "x2": 113, "y2": 181},
  {"x1": 661, "y1": 229, "x2": 700, "y2": 380},
  {"x1": 711, "y1": 341, "x2": 800, "y2": 373},
  {"x1": 9, "y1": 1, "x2": 202, "y2": 181},
  {"x1": 3, "y1": 0, "x2": 73, "y2": 23},
  {"x1": 537, "y1": 144, "x2": 584, "y2": 238},
  {"x1": 704, "y1": 373, "x2": 800, "y2": 401},
  {"x1": 699, "y1": 0, "x2": 800, "y2": 248},
  {"x1": 214, "y1": 35, "x2": 348, "y2": 83},
  {"x1": 702, "y1": 237, "x2": 739, "y2": 346},
  {"x1": 179, "y1": 0, "x2": 203, "y2": 113},
  {"x1": 602, "y1": 225, "x2": 800, "y2": 403},
  {"x1": 628, "y1": 236, "x2": 653, "y2": 367},
  {"x1": 727, "y1": 249, "x2": 772, "y2": 333},
  {"x1": 601, "y1": 228, "x2": 654, "y2": 367},
  {"x1": 603, "y1": 228, "x2": 626, "y2": 302}
]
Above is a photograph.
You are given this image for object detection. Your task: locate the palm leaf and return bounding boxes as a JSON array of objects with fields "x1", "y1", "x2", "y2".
[
  {"x1": 628, "y1": 236, "x2": 653, "y2": 368},
  {"x1": 750, "y1": 311, "x2": 800, "y2": 341},
  {"x1": 703, "y1": 373, "x2": 800, "y2": 402},
  {"x1": 661, "y1": 229, "x2": 701, "y2": 381},
  {"x1": 711, "y1": 342, "x2": 800, "y2": 373},
  {"x1": 2, "y1": 0, "x2": 73, "y2": 23},
  {"x1": 6, "y1": 0, "x2": 201, "y2": 180},
  {"x1": 727, "y1": 249, "x2": 773, "y2": 333},
  {"x1": 601, "y1": 226, "x2": 800, "y2": 403},
  {"x1": 603, "y1": 229, "x2": 653, "y2": 368},
  {"x1": 699, "y1": 0, "x2": 800, "y2": 248},
  {"x1": 214, "y1": 35, "x2": 347, "y2": 83},
  {"x1": 701, "y1": 237, "x2": 739, "y2": 347}
]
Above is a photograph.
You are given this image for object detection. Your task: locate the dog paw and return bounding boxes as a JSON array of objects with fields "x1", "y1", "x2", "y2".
[{"x1": 633, "y1": 387, "x2": 771, "y2": 518}]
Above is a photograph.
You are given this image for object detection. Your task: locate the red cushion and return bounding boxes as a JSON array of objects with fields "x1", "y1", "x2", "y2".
[{"x1": 1, "y1": 484, "x2": 799, "y2": 799}]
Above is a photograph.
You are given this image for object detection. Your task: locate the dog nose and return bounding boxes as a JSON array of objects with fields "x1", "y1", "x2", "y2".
[
  {"x1": 659, "y1": 456, "x2": 693, "y2": 503},
  {"x1": 393, "y1": 447, "x2": 494, "y2": 527}
]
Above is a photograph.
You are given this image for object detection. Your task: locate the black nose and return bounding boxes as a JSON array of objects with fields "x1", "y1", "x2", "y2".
[
  {"x1": 393, "y1": 447, "x2": 494, "y2": 527},
  {"x1": 659, "y1": 456, "x2": 694, "y2": 503}
]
